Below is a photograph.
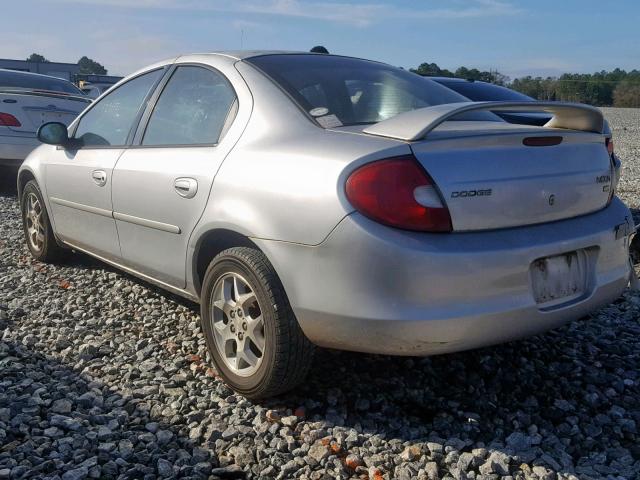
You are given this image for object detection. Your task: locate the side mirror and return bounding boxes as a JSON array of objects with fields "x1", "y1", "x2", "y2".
[{"x1": 37, "y1": 122, "x2": 70, "y2": 146}]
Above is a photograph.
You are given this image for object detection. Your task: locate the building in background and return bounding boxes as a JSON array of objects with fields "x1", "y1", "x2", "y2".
[
  {"x1": 0, "y1": 59, "x2": 123, "y2": 97},
  {"x1": 0, "y1": 58, "x2": 80, "y2": 81},
  {"x1": 75, "y1": 73, "x2": 122, "y2": 85}
]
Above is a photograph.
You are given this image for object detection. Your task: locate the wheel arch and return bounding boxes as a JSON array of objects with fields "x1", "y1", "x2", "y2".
[
  {"x1": 191, "y1": 228, "x2": 266, "y2": 297},
  {"x1": 17, "y1": 166, "x2": 62, "y2": 244},
  {"x1": 17, "y1": 168, "x2": 37, "y2": 202}
]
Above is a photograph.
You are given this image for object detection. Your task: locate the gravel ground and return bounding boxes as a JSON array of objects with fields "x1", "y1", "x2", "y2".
[
  {"x1": 601, "y1": 108, "x2": 640, "y2": 213},
  {"x1": 1, "y1": 109, "x2": 639, "y2": 480}
]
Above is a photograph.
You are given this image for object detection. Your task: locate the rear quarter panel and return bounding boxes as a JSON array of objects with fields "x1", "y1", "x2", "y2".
[
  {"x1": 187, "y1": 60, "x2": 408, "y2": 294},
  {"x1": 190, "y1": 61, "x2": 409, "y2": 247}
]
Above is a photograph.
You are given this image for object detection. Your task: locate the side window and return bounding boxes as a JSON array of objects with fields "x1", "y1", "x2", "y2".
[
  {"x1": 74, "y1": 69, "x2": 163, "y2": 147},
  {"x1": 142, "y1": 66, "x2": 237, "y2": 146}
]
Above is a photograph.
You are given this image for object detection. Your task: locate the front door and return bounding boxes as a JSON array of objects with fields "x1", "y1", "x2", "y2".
[
  {"x1": 45, "y1": 68, "x2": 165, "y2": 260},
  {"x1": 112, "y1": 65, "x2": 239, "y2": 288},
  {"x1": 46, "y1": 148, "x2": 123, "y2": 259}
]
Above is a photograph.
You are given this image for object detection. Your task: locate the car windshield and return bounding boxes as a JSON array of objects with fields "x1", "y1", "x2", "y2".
[
  {"x1": 246, "y1": 54, "x2": 497, "y2": 127},
  {"x1": 0, "y1": 70, "x2": 84, "y2": 95},
  {"x1": 436, "y1": 80, "x2": 534, "y2": 102}
]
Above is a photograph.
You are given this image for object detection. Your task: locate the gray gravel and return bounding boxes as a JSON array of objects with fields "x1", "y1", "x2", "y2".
[
  {"x1": 601, "y1": 107, "x2": 640, "y2": 212},
  {"x1": 1, "y1": 109, "x2": 640, "y2": 479}
]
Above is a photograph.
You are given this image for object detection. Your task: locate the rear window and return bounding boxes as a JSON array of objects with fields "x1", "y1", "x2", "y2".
[
  {"x1": 0, "y1": 70, "x2": 84, "y2": 95},
  {"x1": 435, "y1": 80, "x2": 534, "y2": 102},
  {"x1": 246, "y1": 55, "x2": 497, "y2": 127}
]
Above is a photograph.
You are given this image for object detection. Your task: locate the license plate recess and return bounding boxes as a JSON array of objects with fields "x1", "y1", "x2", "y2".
[{"x1": 530, "y1": 250, "x2": 589, "y2": 305}]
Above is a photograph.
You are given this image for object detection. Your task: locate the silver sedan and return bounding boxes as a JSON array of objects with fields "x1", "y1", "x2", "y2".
[{"x1": 18, "y1": 52, "x2": 634, "y2": 398}]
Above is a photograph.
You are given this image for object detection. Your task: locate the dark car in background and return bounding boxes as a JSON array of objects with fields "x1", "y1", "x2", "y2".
[{"x1": 431, "y1": 77, "x2": 553, "y2": 126}]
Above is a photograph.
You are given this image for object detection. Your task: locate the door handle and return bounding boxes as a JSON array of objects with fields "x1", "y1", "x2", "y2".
[
  {"x1": 91, "y1": 170, "x2": 107, "y2": 187},
  {"x1": 174, "y1": 177, "x2": 198, "y2": 199}
]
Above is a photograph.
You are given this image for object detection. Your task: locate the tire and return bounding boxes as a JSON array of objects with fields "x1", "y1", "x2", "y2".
[
  {"x1": 200, "y1": 247, "x2": 314, "y2": 398},
  {"x1": 21, "y1": 180, "x2": 65, "y2": 263},
  {"x1": 630, "y1": 233, "x2": 640, "y2": 265}
]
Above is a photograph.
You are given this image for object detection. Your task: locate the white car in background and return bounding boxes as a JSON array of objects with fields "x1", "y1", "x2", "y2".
[{"x1": 0, "y1": 69, "x2": 90, "y2": 167}]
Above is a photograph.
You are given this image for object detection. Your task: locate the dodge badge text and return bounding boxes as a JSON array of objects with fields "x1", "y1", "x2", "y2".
[{"x1": 451, "y1": 189, "x2": 493, "y2": 198}]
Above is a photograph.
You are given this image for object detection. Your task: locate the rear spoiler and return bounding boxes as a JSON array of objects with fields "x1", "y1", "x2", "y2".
[
  {"x1": 362, "y1": 101, "x2": 604, "y2": 141},
  {"x1": 0, "y1": 88, "x2": 90, "y2": 104}
]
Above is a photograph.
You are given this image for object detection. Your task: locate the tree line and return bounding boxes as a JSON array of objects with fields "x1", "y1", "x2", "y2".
[
  {"x1": 24, "y1": 51, "x2": 640, "y2": 108},
  {"x1": 26, "y1": 53, "x2": 108, "y2": 75},
  {"x1": 410, "y1": 62, "x2": 510, "y2": 86},
  {"x1": 411, "y1": 61, "x2": 640, "y2": 108}
]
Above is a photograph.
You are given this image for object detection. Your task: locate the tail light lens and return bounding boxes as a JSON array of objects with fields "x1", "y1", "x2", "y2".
[
  {"x1": 0, "y1": 112, "x2": 21, "y2": 127},
  {"x1": 606, "y1": 137, "x2": 619, "y2": 205},
  {"x1": 345, "y1": 155, "x2": 452, "y2": 232}
]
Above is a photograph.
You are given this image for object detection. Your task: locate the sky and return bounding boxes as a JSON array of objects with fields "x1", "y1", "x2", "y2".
[{"x1": 3, "y1": 0, "x2": 639, "y2": 79}]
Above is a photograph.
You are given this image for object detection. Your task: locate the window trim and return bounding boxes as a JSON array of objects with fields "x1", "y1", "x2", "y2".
[
  {"x1": 69, "y1": 66, "x2": 170, "y2": 150},
  {"x1": 131, "y1": 62, "x2": 239, "y2": 149}
]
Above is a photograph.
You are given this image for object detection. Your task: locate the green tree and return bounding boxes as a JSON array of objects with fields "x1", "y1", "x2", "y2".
[
  {"x1": 511, "y1": 76, "x2": 558, "y2": 100},
  {"x1": 410, "y1": 61, "x2": 640, "y2": 106},
  {"x1": 613, "y1": 81, "x2": 640, "y2": 107},
  {"x1": 410, "y1": 62, "x2": 508, "y2": 85},
  {"x1": 410, "y1": 62, "x2": 454, "y2": 77},
  {"x1": 26, "y1": 53, "x2": 49, "y2": 63},
  {"x1": 77, "y1": 56, "x2": 108, "y2": 75},
  {"x1": 453, "y1": 67, "x2": 508, "y2": 85}
]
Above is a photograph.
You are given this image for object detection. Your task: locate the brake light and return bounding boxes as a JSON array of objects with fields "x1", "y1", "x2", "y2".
[
  {"x1": 345, "y1": 155, "x2": 452, "y2": 232},
  {"x1": 0, "y1": 112, "x2": 21, "y2": 127},
  {"x1": 523, "y1": 136, "x2": 563, "y2": 147}
]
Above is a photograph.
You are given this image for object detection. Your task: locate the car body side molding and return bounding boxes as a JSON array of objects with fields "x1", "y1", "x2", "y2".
[
  {"x1": 113, "y1": 212, "x2": 181, "y2": 234},
  {"x1": 50, "y1": 196, "x2": 113, "y2": 218},
  {"x1": 50, "y1": 197, "x2": 181, "y2": 234}
]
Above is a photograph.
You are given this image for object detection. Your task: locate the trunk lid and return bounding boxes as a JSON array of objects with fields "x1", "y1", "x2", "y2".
[
  {"x1": 0, "y1": 90, "x2": 89, "y2": 133},
  {"x1": 410, "y1": 122, "x2": 613, "y2": 231}
]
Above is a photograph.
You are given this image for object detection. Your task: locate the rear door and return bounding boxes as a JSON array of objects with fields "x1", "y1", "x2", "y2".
[
  {"x1": 410, "y1": 123, "x2": 614, "y2": 231},
  {"x1": 111, "y1": 64, "x2": 240, "y2": 288},
  {"x1": 45, "y1": 68, "x2": 165, "y2": 259}
]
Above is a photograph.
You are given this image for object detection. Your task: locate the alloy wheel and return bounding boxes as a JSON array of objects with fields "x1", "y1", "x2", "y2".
[
  {"x1": 210, "y1": 272, "x2": 265, "y2": 376},
  {"x1": 25, "y1": 193, "x2": 45, "y2": 253}
]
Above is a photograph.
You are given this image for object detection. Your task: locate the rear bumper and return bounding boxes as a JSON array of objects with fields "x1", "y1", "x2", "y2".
[
  {"x1": 0, "y1": 133, "x2": 39, "y2": 166},
  {"x1": 256, "y1": 198, "x2": 633, "y2": 356}
]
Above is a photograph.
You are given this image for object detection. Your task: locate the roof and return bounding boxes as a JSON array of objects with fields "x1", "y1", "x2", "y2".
[
  {"x1": 0, "y1": 58, "x2": 78, "y2": 68},
  {"x1": 185, "y1": 50, "x2": 312, "y2": 61},
  {"x1": 428, "y1": 76, "x2": 477, "y2": 83},
  {"x1": 0, "y1": 68, "x2": 75, "y2": 83}
]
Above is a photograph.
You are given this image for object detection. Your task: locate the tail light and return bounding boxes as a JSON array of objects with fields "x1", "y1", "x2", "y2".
[
  {"x1": 345, "y1": 155, "x2": 452, "y2": 232},
  {"x1": 605, "y1": 138, "x2": 618, "y2": 205},
  {"x1": 0, "y1": 112, "x2": 21, "y2": 127},
  {"x1": 606, "y1": 137, "x2": 614, "y2": 157}
]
